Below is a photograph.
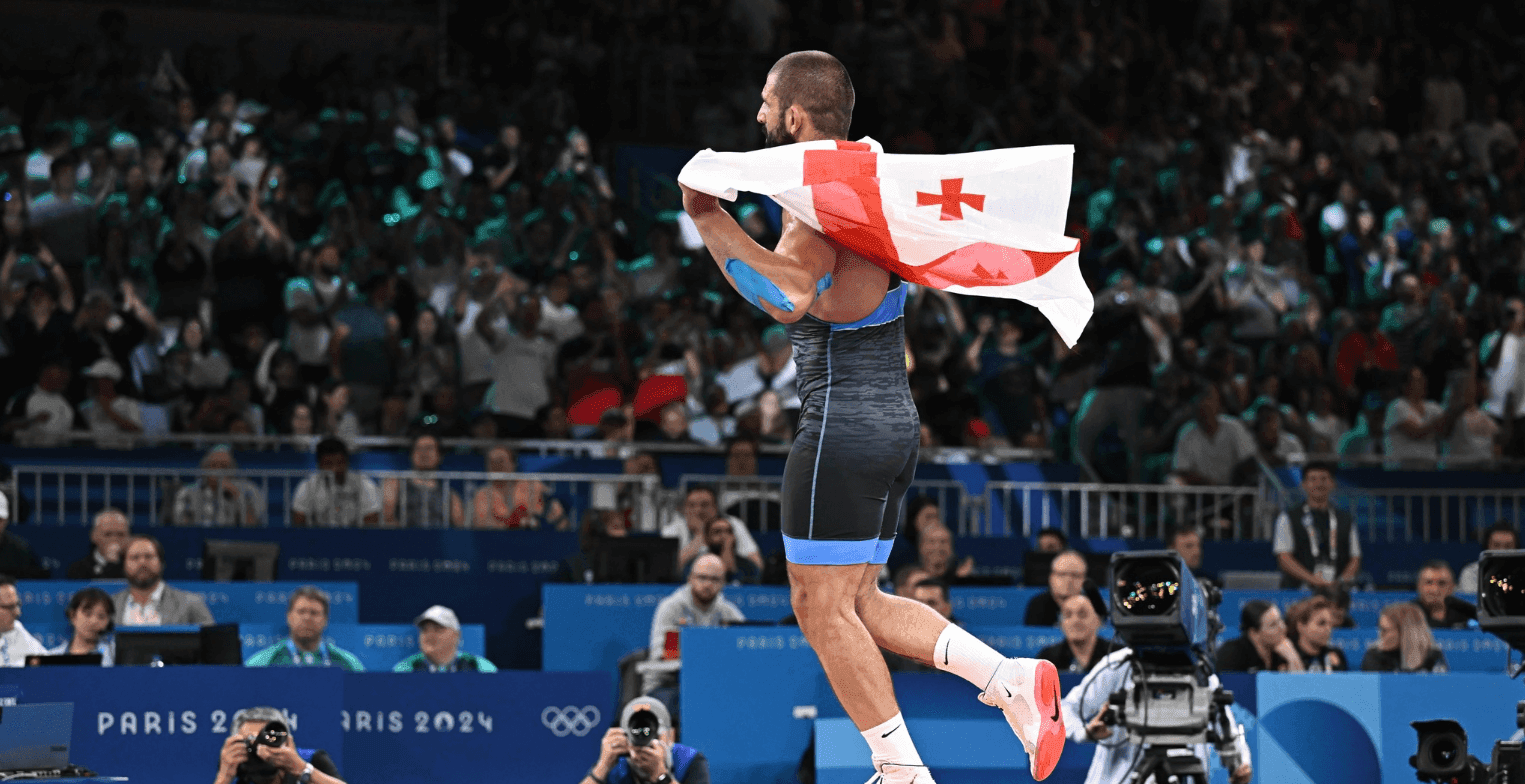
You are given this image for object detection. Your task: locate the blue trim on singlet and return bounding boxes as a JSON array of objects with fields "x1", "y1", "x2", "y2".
[
  {"x1": 871, "y1": 538, "x2": 896, "y2": 564},
  {"x1": 783, "y1": 534, "x2": 883, "y2": 565},
  {"x1": 826, "y1": 284, "x2": 906, "y2": 331},
  {"x1": 808, "y1": 330, "x2": 833, "y2": 539}
]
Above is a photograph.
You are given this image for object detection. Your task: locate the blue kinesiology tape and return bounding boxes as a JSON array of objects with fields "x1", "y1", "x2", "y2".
[
  {"x1": 726, "y1": 257, "x2": 796, "y2": 312},
  {"x1": 816, "y1": 273, "x2": 834, "y2": 295}
]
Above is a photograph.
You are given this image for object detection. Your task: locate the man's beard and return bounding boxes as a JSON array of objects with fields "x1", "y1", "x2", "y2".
[
  {"x1": 763, "y1": 122, "x2": 796, "y2": 148},
  {"x1": 127, "y1": 571, "x2": 159, "y2": 590}
]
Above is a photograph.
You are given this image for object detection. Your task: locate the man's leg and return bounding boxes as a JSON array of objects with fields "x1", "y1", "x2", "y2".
[{"x1": 788, "y1": 561, "x2": 927, "y2": 776}]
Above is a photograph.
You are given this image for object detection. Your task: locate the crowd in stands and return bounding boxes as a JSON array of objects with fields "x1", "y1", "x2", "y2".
[{"x1": 0, "y1": 1, "x2": 1519, "y2": 480}]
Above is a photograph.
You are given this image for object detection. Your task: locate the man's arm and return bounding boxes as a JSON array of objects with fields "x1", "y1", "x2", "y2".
[
  {"x1": 185, "y1": 591, "x2": 216, "y2": 626},
  {"x1": 1276, "y1": 552, "x2": 1326, "y2": 589},
  {"x1": 680, "y1": 184, "x2": 834, "y2": 324}
]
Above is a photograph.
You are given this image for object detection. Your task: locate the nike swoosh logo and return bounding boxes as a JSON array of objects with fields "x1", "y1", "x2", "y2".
[
  {"x1": 881, "y1": 724, "x2": 901, "y2": 738},
  {"x1": 1049, "y1": 683, "x2": 1061, "y2": 723},
  {"x1": 943, "y1": 641, "x2": 949, "y2": 666},
  {"x1": 1003, "y1": 686, "x2": 1012, "y2": 699}
]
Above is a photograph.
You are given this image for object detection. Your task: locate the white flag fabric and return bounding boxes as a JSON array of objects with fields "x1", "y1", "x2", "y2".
[{"x1": 678, "y1": 137, "x2": 1093, "y2": 346}]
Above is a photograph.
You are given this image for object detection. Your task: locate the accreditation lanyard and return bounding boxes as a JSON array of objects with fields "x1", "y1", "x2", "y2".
[
  {"x1": 286, "y1": 639, "x2": 332, "y2": 667},
  {"x1": 1301, "y1": 505, "x2": 1338, "y2": 563}
]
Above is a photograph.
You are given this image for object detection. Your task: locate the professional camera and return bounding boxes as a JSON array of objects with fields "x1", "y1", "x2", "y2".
[
  {"x1": 1104, "y1": 552, "x2": 1245, "y2": 784},
  {"x1": 625, "y1": 710, "x2": 660, "y2": 748},
  {"x1": 1411, "y1": 551, "x2": 1525, "y2": 783},
  {"x1": 236, "y1": 721, "x2": 289, "y2": 779}
]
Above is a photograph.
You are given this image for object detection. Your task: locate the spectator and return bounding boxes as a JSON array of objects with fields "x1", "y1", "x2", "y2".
[
  {"x1": 558, "y1": 509, "x2": 630, "y2": 584},
  {"x1": 586, "y1": 697, "x2": 710, "y2": 784},
  {"x1": 882, "y1": 577, "x2": 956, "y2": 674},
  {"x1": 393, "y1": 605, "x2": 496, "y2": 673},
  {"x1": 470, "y1": 446, "x2": 563, "y2": 529},
  {"x1": 330, "y1": 272, "x2": 399, "y2": 427},
  {"x1": 1272, "y1": 462, "x2": 1361, "y2": 589},
  {"x1": 244, "y1": 586, "x2": 364, "y2": 670},
  {"x1": 483, "y1": 292, "x2": 556, "y2": 437},
  {"x1": 1214, "y1": 600, "x2": 1302, "y2": 673},
  {"x1": 1362, "y1": 603, "x2": 1447, "y2": 673},
  {"x1": 316, "y1": 380, "x2": 361, "y2": 446},
  {"x1": 1023, "y1": 549, "x2": 1088, "y2": 626},
  {"x1": 1313, "y1": 583, "x2": 1358, "y2": 629},
  {"x1": 716, "y1": 435, "x2": 782, "y2": 532},
  {"x1": 715, "y1": 324, "x2": 798, "y2": 414},
  {"x1": 1035, "y1": 528, "x2": 1068, "y2": 553},
  {"x1": 173, "y1": 446, "x2": 266, "y2": 527},
  {"x1": 1442, "y1": 373, "x2": 1499, "y2": 468},
  {"x1": 1246, "y1": 404, "x2": 1304, "y2": 472},
  {"x1": 1038, "y1": 592, "x2": 1118, "y2": 675},
  {"x1": 112, "y1": 535, "x2": 215, "y2": 626},
  {"x1": 1481, "y1": 297, "x2": 1525, "y2": 453},
  {"x1": 1383, "y1": 366, "x2": 1455, "y2": 469},
  {"x1": 290, "y1": 437, "x2": 382, "y2": 528},
  {"x1": 49, "y1": 586, "x2": 115, "y2": 665},
  {"x1": 682, "y1": 516, "x2": 761, "y2": 585},
  {"x1": 4, "y1": 356, "x2": 76, "y2": 447},
  {"x1": 663, "y1": 485, "x2": 761, "y2": 576},
  {"x1": 896, "y1": 496, "x2": 954, "y2": 569},
  {"x1": 0, "y1": 576, "x2": 46, "y2": 666},
  {"x1": 915, "y1": 523, "x2": 976, "y2": 586},
  {"x1": 1168, "y1": 385, "x2": 1257, "y2": 486},
  {"x1": 382, "y1": 433, "x2": 464, "y2": 528},
  {"x1": 1166, "y1": 525, "x2": 1214, "y2": 584},
  {"x1": 397, "y1": 306, "x2": 458, "y2": 417},
  {"x1": 1459, "y1": 523, "x2": 1518, "y2": 594},
  {"x1": 66, "y1": 507, "x2": 130, "y2": 579},
  {"x1": 78, "y1": 357, "x2": 142, "y2": 449},
  {"x1": 214, "y1": 705, "x2": 346, "y2": 784},
  {"x1": 0, "y1": 493, "x2": 43, "y2": 579},
  {"x1": 643, "y1": 554, "x2": 745, "y2": 720},
  {"x1": 891, "y1": 564, "x2": 933, "y2": 599},
  {"x1": 1412, "y1": 559, "x2": 1477, "y2": 629},
  {"x1": 1285, "y1": 596, "x2": 1346, "y2": 672}
]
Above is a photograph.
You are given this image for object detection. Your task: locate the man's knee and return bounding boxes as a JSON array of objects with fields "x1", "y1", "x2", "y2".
[{"x1": 789, "y1": 565, "x2": 859, "y2": 626}]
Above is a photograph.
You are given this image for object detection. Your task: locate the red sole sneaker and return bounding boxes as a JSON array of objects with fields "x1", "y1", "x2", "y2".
[{"x1": 1030, "y1": 659, "x2": 1064, "y2": 781}]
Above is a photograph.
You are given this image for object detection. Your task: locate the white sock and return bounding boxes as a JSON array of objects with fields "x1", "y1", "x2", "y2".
[
  {"x1": 862, "y1": 712, "x2": 923, "y2": 768},
  {"x1": 933, "y1": 623, "x2": 1007, "y2": 692}
]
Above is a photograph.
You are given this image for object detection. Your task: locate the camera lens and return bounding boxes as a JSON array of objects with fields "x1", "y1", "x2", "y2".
[
  {"x1": 1481, "y1": 554, "x2": 1525, "y2": 618},
  {"x1": 1425, "y1": 734, "x2": 1464, "y2": 771},
  {"x1": 1115, "y1": 560, "x2": 1180, "y2": 617}
]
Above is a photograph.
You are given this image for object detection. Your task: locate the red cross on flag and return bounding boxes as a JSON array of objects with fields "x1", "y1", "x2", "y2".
[{"x1": 678, "y1": 137, "x2": 1093, "y2": 346}]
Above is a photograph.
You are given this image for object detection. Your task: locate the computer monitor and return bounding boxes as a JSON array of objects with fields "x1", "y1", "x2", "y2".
[
  {"x1": 115, "y1": 624, "x2": 243, "y2": 666},
  {"x1": 0, "y1": 703, "x2": 72, "y2": 772},
  {"x1": 593, "y1": 536, "x2": 680, "y2": 583},
  {"x1": 202, "y1": 539, "x2": 280, "y2": 582},
  {"x1": 24, "y1": 654, "x2": 103, "y2": 667}
]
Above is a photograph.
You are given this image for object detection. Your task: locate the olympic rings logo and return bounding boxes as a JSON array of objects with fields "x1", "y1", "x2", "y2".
[{"x1": 542, "y1": 705, "x2": 601, "y2": 737}]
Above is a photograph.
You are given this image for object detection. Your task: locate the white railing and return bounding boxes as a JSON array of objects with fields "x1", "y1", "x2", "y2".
[
  {"x1": 983, "y1": 481, "x2": 1268, "y2": 540},
  {"x1": 12, "y1": 465, "x2": 664, "y2": 531},
  {"x1": 1258, "y1": 480, "x2": 1525, "y2": 543},
  {"x1": 674, "y1": 474, "x2": 975, "y2": 534}
]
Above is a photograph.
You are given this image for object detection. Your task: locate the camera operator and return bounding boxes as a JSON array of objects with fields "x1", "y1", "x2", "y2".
[
  {"x1": 213, "y1": 707, "x2": 345, "y2": 784},
  {"x1": 1062, "y1": 648, "x2": 1252, "y2": 784},
  {"x1": 583, "y1": 697, "x2": 709, "y2": 784}
]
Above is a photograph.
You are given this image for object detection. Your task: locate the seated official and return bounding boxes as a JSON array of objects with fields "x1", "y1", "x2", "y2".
[
  {"x1": 1038, "y1": 592, "x2": 1120, "y2": 675},
  {"x1": 66, "y1": 507, "x2": 130, "y2": 579},
  {"x1": 884, "y1": 578, "x2": 957, "y2": 674},
  {"x1": 244, "y1": 587, "x2": 364, "y2": 670},
  {"x1": 214, "y1": 706, "x2": 346, "y2": 784},
  {"x1": 583, "y1": 697, "x2": 711, "y2": 784},
  {"x1": 1412, "y1": 559, "x2": 1477, "y2": 629},
  {"x1": 1214, "y1": 600, "x2": 1302, "y2": 673},
  {"x1": 113, "y1": 535, "x2": 216, "y2": 626},
  {"x1": 681, "y1": 516, "x2": 760, "y2": 584},
  {"x1": 393, "y1": 605, "x2": 497, "y2": 672},
  {"x1": 644, "y1": 555, "x2": 745, "y2": 729},
  {"x1": 1023, "y1": 549, "x2": 1087, "y2": 626},
  {"x1": 1362, "y1": 603, "x2": 1448, "y2": 673},
  {"x1": 48, "y1": 587, "x2": 115, "y2": 665},
  {"x1": 1285, "y1": 596, "x2": 1346, "y2": 672},
  {"x1": 0, "y1": 577, "x2": 46, "y2": 666}
]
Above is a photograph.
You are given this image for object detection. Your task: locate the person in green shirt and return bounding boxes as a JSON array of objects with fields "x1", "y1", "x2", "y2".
[
  {"x1": 245, "y1": 586, "x2": 364, "y2": 671},
  {"x1": 392, "y1": 605, "x2": 496, "y2": 673}
]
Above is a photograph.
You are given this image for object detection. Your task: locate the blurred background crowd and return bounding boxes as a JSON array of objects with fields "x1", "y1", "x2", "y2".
[{"x1": 0, "y1": 0, "x2": 1523, "y2": 483}]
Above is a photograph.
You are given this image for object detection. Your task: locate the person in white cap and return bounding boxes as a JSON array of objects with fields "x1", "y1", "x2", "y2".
[
  {"x1": 0, "y1": 492, "x2": 44, "y2": 579},
  {"x1": 79, "y1": 356, "x2": 142, "y2": 450},
  {"x1": 584, "y1": 696, "x2": 710, "y2": 784},
  {"x1": 0, "y1": 576, "x2": 47, "y2": 666},
  {"x1": 392, "y1": 605, "x2": 497, "y2": 672}
]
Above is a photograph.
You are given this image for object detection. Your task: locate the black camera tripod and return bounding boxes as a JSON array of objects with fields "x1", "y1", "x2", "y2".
[{"x1": 1131, "y1": 743, "x2": 1210, "y2": 784}]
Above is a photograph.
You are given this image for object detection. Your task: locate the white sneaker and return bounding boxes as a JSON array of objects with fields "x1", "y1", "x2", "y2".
[
  {"x1": 866, "y1": 762, "x2": 937, "y2": 784},
  {"x1": 977, "y1": 657, "x2": 1065, "y2": 780}
]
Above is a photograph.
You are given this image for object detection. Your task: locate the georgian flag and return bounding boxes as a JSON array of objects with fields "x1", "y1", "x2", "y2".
[{"x1": 678, "y1": 137, "x2": 1093, "y2": 346}]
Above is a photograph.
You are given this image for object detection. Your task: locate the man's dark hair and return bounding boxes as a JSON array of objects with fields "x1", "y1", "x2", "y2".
[
  {"x1": 1302, "y1": 461, "x2": 1336, "y2": 482},
  {"x1": 685, "y1": 484, "x2": 718, "y2": 504},
  {"x1": 1313, "y1": 581, "x2": 1351, "y2": 610},
  {"x1": 912, "y1": 577, "x2": 950, "y2": 603},
  {"x1": 0, "y1": 575, "x2": 15, "y2": 590},
  {"x1": 1166, "y1": 524, "x2": 1201, "y2": 548},
  {"x1": 769, "y1": 51, "x2": 855, "y2": 138},
  {"x1": 288, "y1": 585, "x2": 331, "y2": 615},
  {"x1": 127, "y1": 534, "x2": 165, "y2": 564},
  {"x1": 1036, "y1": 528, "x2": 1069, "y2": 549},
  {"x1": 1485, "y1": 521, "x2": 1520, "y2": 548},
  {"x1": 315, "y1": 437, "x2": 349, "y2": 461},
  {"x1": 1418, "y1": 559, "x2": 1453, "y2": 578}
]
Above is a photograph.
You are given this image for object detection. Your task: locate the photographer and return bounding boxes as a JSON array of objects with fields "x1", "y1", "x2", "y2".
[
  {"x1": 1062, "y1": 647, "x2": 1252, "y2": 784},
  {"x1": 583, "y1": 697, "x2": 709, "y2": 784},
  {"x1": 213, "y1": 707, "x2": 345, "y2": 784}
]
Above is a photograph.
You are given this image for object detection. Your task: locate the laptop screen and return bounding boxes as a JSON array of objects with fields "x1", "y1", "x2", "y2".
[{"x1": 0, "y1": 702, "x2": 72, "y2": 771}]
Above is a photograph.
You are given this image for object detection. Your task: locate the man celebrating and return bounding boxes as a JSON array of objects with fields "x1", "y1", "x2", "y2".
[
  {"x1": 244, "y1": 586, "x2": 364, "y2": 670},
  {"x1": 679, "y1": 51, "x2": 1064, "y2": 782},
  {"x1": 112, "y1": 535, "x2": 215, "y2": 626},
  {"x1": 393, "y1": 605, "x2": 497, "y2": 672}
]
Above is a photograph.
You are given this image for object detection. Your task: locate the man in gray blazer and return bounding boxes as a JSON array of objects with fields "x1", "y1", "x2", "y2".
[{"x1": 112, "y1": 535, "x2": 215, "y2": 626}]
